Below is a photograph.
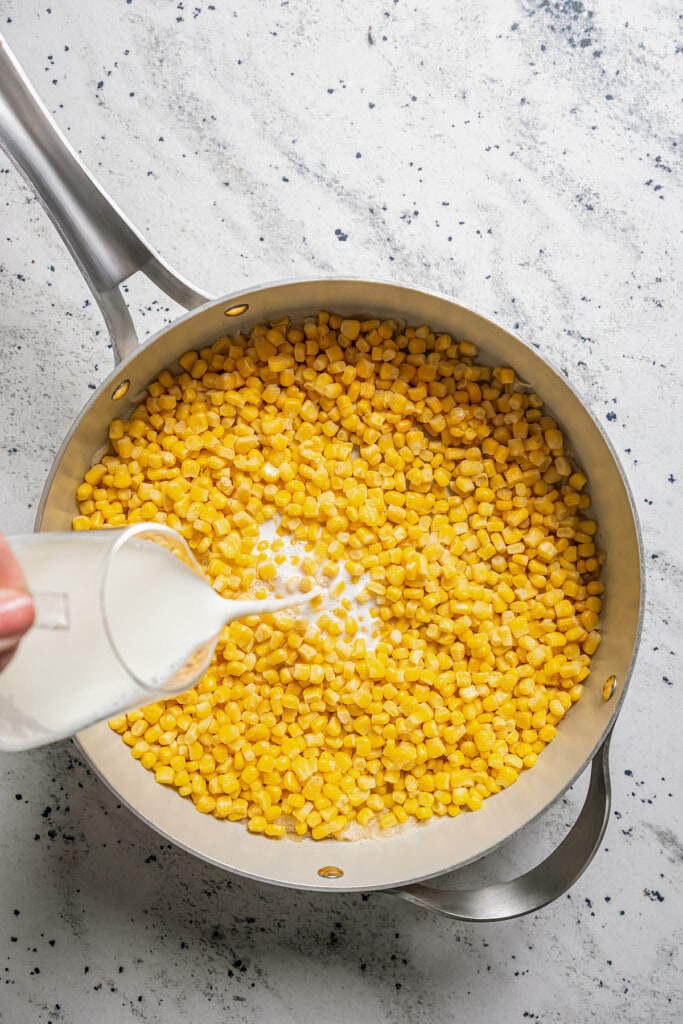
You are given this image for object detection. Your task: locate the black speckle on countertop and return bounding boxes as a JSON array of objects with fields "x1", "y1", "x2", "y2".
[{"x1": 529, "y1": 0, "x2": 597, "y2": 51}]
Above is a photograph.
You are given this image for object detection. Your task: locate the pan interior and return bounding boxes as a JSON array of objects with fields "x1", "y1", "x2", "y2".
[{"x1": 39, "y1": 279, "x2": 642, "y2": 891}]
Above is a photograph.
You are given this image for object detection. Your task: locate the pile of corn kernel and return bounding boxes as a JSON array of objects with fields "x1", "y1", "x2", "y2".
[{"x1": 73, "y1": 311, "x2": 603, "y2": 841}]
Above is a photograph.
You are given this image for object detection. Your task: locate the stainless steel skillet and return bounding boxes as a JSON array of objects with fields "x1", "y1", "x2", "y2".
[{"x1": 0, "y1": 35, "x2": 644, "y2": 920}]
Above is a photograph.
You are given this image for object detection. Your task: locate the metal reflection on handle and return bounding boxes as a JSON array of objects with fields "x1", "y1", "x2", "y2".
[
  {"x1": 0, "y1": 35, "x2": 212, "y2": 363},
  {"x1": 392, "y1": 732, "x2": 613, "y2": 922}
]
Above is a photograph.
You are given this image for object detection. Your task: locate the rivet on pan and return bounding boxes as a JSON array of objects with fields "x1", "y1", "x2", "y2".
[
  {"x1": 602, "y1": 675, "x2": 618, "y2": 702},
  {"x1": 111, "y1": 379, "x2": 131, "y2": 401},
  {"x1": 224, "y1": 303, "x2": 249, "y2": 317},
  {"x1": 317, "y1": 865, "x2": 344, "y2": 879}
]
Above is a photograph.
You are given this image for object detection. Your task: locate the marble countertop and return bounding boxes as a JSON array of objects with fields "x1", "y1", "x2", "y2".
[{"x1": 1, "y1": 1, "x2": 681, "y2": 1021}]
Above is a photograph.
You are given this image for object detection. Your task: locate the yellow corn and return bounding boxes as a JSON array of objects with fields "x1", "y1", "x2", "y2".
[{"x1": 94, "y1": 311, "x2": 602, "y2": 840}]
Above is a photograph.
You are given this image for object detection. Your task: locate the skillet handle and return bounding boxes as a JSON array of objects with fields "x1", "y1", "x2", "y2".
[
  {"x1": 0, "y1": 35, "x2": 212, "y2": 363},
  {"x1": 391, "y1": 731, "x2": 613, "y2": 922}
]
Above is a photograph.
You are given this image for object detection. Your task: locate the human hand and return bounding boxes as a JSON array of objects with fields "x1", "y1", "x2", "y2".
[{"x1": 0, "y1": 533, "x2": 35, "y2": 672}]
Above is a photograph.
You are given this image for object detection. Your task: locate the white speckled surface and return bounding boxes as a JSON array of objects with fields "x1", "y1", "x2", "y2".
[{"x1": 0, "y1": 1, "x2": 681, "y2": 1021}]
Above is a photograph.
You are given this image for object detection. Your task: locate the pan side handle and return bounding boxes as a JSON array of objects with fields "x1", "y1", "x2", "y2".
[
  {"x1": 390, "y1": 731, "x2": 612, "y2": 922},
  {"x1": 0, "y1": 35, "x2": 212, "y2": 363}
]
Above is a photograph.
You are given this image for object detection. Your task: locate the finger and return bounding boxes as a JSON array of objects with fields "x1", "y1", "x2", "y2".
[
  {"x1": 0, "y1": 647, "x2": 16, "y2": 672},
  {"x1": 0, "y1": 588, "x2": 35, "y2": 640},
  {"x1": 0, "y1": 533, "x2": 30, "y2": 592}
]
